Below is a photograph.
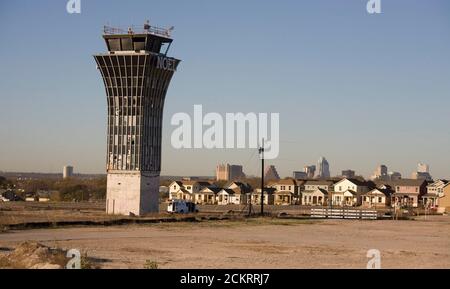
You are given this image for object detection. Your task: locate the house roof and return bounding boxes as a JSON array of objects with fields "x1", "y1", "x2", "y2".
[
  {"x1": 275, "y1": 179, "x2": 297, "y2": 186},
  {"x1": 219, "y1": 189, "x2": 236, "y2": 195},
  {"x1": 391, "y1": 179, "x2": 426, "y2": 187},
  {"x1": 378, "y1": 179, "x2": 426, "y2": 187},
  {"x1": 334, "y1": 178, "x2": 368, "y2": 187},
  {"x1": 363, "y1": 188, "x2": 392, "y2": 197},
  {"x1": 427, "y1": 180, "x2": 449, "y2": 187},
  {"x1": 315, "y1": 188, "x2": 329, "y2": 195},
  {"x1": 181, "y1": 180, "x2": 198, "y2": 186},
  {"x1": 344, "y1": 190, "x2": 358, "y2": 196},
  {"x1": 303, "y1": 188, "x2": 328, "y2": 195},
  {"x1": 304, "y1": 180, "x2": 334, "y2": 186},
  {"x1": 199, "y1": 187, "x2": 221, "y2": 194},
  {"x1": 226, "y1": 182, "x2": 252, "y2": 192},
  {"x1": 176, "y1": 188, "x2": 190, "y2": 194},
  {"x1": 197, "y1": 181, "x2": 212, "y2": 187},
  {"x1": 170, "y1": 181, "x2": 183, "y2": 186}
]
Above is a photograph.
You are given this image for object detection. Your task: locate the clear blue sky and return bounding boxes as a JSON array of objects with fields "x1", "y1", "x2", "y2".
[{"x1": 0, "y1": 0, "x2": 449, "y2": 178}]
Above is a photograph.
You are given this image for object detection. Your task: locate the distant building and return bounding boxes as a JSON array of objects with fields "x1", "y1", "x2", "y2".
[
  {"x1": 315, "y1": 157, "x2": 330, "y2": 179},
  {"x1": 264, "y1": 165, "x2": 280, "y2": 182},
  {"x1": 388, "y1": 171, "x2": 402, "y2": 180},
  {"x1": 216, "y1": 164, "x2": 245, "y2": 181},
  {"x1": 341, "y1": 170, "x2": 356, "y2": 179},
  {"x1": 417, "y1": 163, "x2": 430, "y2": 173},
  {"x1": 370, "y1": 165, "x2": 388, "y2": 181},
  {"x1": 412, "y1": 163, "x2": 432, "y2": 181},
  {"x1": 304, "y1": 166, "x2": 316, "y2": 179},
  {"x1": 293, "y1": 171, "x2": 308, "y2": 179},
  {"x1": 63, "y1": 166, "x2": 74, "y2": 179}
]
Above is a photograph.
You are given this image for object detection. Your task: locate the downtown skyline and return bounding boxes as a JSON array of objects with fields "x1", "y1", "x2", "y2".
[{"x1": 1, "y1": 0, "x2": 450, "y2": 178}]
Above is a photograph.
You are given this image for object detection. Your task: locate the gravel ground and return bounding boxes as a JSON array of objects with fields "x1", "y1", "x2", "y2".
[{"x1": 0, "y1": 216, "x2": 449, "y2": 269}]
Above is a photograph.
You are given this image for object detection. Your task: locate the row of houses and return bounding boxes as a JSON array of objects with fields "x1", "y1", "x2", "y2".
[
  {"x1": 168, "y1": 178, "x2": 450, "y2": 210},
  {"x1": 0, "y1": 190, "x2": 52, "y2": 203}
]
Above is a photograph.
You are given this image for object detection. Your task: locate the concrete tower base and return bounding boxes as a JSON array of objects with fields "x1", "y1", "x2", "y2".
[{"x1": 106, "y1": 172, "x2": 160, "y2": 216}]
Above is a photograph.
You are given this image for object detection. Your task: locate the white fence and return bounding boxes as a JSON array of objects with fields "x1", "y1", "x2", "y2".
[{"x1": 311, "y1": 208, "x2": 378, "y2": 220}]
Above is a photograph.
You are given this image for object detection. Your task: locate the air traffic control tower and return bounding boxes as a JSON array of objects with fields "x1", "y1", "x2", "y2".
[{"x1": 94, "y1": 22, "x2": 180, "y2": 215}]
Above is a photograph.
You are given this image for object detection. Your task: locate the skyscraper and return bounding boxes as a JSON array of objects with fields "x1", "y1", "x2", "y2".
[
  {"x1": 371, "y1": 165, "x2": 388, "y2": 181},
  {"x1": 94, "y1": 22, "x2": 180, "y2": 216},
  {"x1": 264, "y1": 165, "x2": 281, "y2": 182},
  {"x1": 304, "y1": 165, "x2": 316, "y2": 179},
  {"x1": 412, "y1": 163, "x2": 432, "y2": 181},
  {"x1": 315, "y1": 157, "x2": 330, "y2": 179}
]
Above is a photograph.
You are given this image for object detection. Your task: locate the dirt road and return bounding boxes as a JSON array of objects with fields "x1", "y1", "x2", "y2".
[{"x1": 1, "y1": 216, "x2": 449, "y2": 269}]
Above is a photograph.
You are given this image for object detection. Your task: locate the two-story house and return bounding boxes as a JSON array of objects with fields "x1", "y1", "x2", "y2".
[
  {"x1": 389, "y1": 179, "x2": 427, "y2": 208},
  {"x1": 423, "y1": 180, "x2": 448, "y2": 208},
  {"x1": 332, "y1": 178, "x2": 370, "y2": 207}
]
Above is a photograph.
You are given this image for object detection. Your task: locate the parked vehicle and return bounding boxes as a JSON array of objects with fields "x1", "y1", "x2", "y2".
[{"x1": 167, "y1": 199, "x2": 198, "y2": 214}]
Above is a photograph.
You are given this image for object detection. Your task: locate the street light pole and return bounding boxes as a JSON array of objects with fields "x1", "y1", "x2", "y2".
[{"x1": 259, "y1": 139, "x2": 265, "y2": 216}]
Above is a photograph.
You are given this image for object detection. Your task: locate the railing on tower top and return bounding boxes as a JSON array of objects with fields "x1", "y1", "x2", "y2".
[{"x1": 103, "y1": 24, "x2": 174, "y2": 38}]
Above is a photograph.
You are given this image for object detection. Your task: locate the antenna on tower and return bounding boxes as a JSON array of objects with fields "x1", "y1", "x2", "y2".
[
  {"x1": 144, "y1": 20, "x2": 151, "y2": 31},
  {"x1": 167, "y1": 26, "x2": 175, "y2": 37}
]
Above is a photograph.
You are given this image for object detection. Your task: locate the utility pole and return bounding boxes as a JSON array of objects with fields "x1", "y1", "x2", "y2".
[{"x1": 259, "y1": 139, "x2": 265, "y2": 216}]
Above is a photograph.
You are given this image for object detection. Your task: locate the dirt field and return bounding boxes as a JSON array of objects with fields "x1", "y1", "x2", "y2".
[{"x1": 1, "y1": 216, "x2": 449, "y2": 269}]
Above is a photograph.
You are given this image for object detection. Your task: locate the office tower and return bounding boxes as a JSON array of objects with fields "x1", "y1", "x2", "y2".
[
  {"x1": 216, "y1": 164, "x2": 245, "y2": 181},
  {"x1": 293, "y1": 171, "x2": 308, "y2": 179},
  {"x1": 264, "y1": 165, "x2": 281, "y2": 182},
  {"x1": 316, "y1": 157, "x2": 330, "y2": 179},
  {"x1": 304, "y1": 165, "x2": 316, "y2": 179}
]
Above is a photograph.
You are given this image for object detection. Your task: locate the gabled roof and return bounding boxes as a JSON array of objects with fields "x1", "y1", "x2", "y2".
[
  {"x1": 198, "y1": 187, "x2": 221, "y2": 194},
  {"x1": 427, "y1": 179, "x2": 449, "y2": 187},
  {"x1": 342, "y1": 190, "x2": 358, "y2": 196},
  {"x1": 175, "y1": 188, "x2": 190, "y2": 194},
  {"x1": 303, "y1": 188, "x2": 328, "y2": 195},
  {"x1": 226, "y1": 181, "x2": 252, "y2": 192},
  {"x1": 170, "y1": 181, "x2": 183, "y2": 186},
  {"x1": 315, "y1": 188, "x2": 329, "y2": 195},
  {"x1": 334, "y1": 178, "x2": 368, "y2": 187},
  {"x1": 363, "y1": 188, "x2": 392, "y2": 197},
  {"x1": 218, "y1": 189, "x2": 236, "y2": 195}
]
